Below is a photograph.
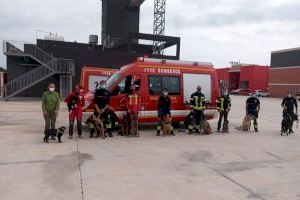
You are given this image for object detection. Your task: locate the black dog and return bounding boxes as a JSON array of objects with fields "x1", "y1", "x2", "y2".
[
  {"x1": 281, "y1": 112, "x2": 299, "y2": 136},
  {"x1": 43, "y1": 126, "x2": 66, "y2": 143},
  {"x1": 67, "y1": 95, "x2": 79, "y2": 112}
]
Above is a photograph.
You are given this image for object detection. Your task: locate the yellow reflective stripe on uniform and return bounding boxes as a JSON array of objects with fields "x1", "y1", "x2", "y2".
[
  {"x1": 129, "y1": 94, "x2": 138, "y2": 105},
  {"x1": 193, "y1": 96, "x2": 204, "y2": 110},
  {"x1": 220, "y1": 98, "x2": 224, "y2": 110}
]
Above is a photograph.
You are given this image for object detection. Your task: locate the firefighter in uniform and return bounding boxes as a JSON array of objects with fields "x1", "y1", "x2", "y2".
[
  {"x1": 125, "y1": 85, "x2": 141, "y2": 137},
  {"x1": 65, "y1": 85, "x2": 85, "y2": 139},
  {"x1": 217, "y1": 92, "x2": 231, "y2": 132},
  {"x1": 246, "y1": 93, "x2": 260, "y2": 132},
  {"x1": 281, "y1": 92, "x2": 298, "y2": 134},
  {"x1": 157, "y1": 88, "x2": 174, "y2": 136},
  {"x1": 189, "y1": 86, "x2": 206, "y2": 134},
  {"x1": 94, "y1": 80, "x2": 113, "y2": 137}
]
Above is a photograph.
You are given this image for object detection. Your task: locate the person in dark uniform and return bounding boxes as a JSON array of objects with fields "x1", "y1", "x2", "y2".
[
  {"x1": 246, "y1": 93, "x2": 260, "y2": 132},
  {"x1": 217, "y1": 92, "x2": 231, "y2": 132},
  {"x1": 281, "y1": 92, "x2": 298, "y2": 134},
  {"x1": 189, "y1": 86, "x2": 206, "y2": 134},
  {"x1": 94, "y1": 80, "x2": 113, "y2": 137},
  {"x1": 157, "y1": 88, "x2": 174, "y2": 136}
]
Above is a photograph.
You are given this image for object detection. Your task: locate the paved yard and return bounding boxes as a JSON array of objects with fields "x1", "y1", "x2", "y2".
[{"x1": 0, "y1": 96, "x2": 299, "y2": 200}]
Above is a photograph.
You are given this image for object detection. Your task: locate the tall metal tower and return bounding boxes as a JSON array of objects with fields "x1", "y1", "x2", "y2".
[{"x1": 153, "y1": 0, "x2": 166, "y2": 55}]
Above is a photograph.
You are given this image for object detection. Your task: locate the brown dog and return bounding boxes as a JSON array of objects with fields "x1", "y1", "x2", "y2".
[
  {"x1": 202, "y1": 119, "x2": 212, "y2": 135},
  {"x1": 222, "y1": 120, "x2": 229, "y2": 133},
  {"x1": 89, "y1": 114, "x2": 105, "y2": 139},
  {"x1": 121, "y1": 112, "x2": 131, "y2": 137},
  {"x1": 163, "y1": 114, "x2": 172, "y2": 136},
  {"x1": 236, "y1": 115, "x2": 252, "y2": 131}
]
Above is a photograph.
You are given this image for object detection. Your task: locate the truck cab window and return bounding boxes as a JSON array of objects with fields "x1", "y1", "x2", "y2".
[
  {"x1": 111, "y1": 78, "x2": 125, "y2": 96},
  {"x1": 132, "y1": 75, "x2": 141, "y2": 92},
  {"x1": 111, "y1": 75, "x2": 132, "y2": 96}
]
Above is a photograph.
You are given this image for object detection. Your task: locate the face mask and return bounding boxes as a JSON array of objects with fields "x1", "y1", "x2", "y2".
[
  {"x1": 252, "y1": 95, "x2": 256, "y2": 98},
  {"x1": 223, "y1": 93, "x2": 228, "y2": 96},
  {"x1": 288, "y1": 94, "x2": 292, "y2": 98},
  {"x1": 163, "y1": 92, "x2": 168, "y2": 96},
  {"x1": 49, "y1": 87, "x2": 55, "y2": 92},
  {"x1": 100, "y1": 84, "x2": 106, "y2": 89}
]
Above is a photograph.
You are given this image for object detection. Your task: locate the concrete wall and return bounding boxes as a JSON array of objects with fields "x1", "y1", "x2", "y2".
[
  {"x1": 102, "y1": 0, "x2": 140, "y2": 44},
  {"x1": 271, "y1": 49, "x2": 300, "y2": 68}
]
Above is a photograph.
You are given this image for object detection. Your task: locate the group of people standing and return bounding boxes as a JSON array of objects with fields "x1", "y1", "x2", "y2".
[{"x1": 41, "y1": 81, "x2": 298, "y2": 141}]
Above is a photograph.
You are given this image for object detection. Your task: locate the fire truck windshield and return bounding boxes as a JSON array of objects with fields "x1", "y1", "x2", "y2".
[{"x1": 106, "y1": 73, "x2": 121, "y2": 90}]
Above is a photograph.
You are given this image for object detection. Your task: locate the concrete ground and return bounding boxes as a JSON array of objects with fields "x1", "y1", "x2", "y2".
[{"x1": 0, "y1": 96, "x2": 299, "y2": 200}]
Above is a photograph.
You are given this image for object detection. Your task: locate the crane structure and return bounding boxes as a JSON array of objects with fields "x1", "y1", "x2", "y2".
[{"x1": 153, "y1": 0, "x2": 166, "y2": 55}]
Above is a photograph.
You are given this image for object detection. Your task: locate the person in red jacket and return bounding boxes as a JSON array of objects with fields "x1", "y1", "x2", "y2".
[
  {"x1": 65, "y1": 85, "x2": 85, "y2": 139},
  {"x1": 125, "y1": 85, "x2": 141, "y2": 137}
]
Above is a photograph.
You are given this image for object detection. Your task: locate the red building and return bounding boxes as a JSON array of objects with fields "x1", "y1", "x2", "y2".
[{"x1": 217, "y1": 64, "x2": 269, "y2": 93}]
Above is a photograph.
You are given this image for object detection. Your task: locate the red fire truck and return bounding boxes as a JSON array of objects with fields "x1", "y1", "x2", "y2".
[{"x1": 83, "y1": 58, "x2": 219, "y2": 124}]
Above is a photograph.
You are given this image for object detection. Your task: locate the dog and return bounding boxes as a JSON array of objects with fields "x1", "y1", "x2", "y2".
[
  {"x1": 282, "y1": 113, "x2": 299, "y2": 136},
  {"x1": 67, "y1": 95, "x2": 79, "y2": 112},
  {"x1": 163, "y1": 114, "x2": 172, "y2": 136},
  {"x1": 236, "y1": 115, "x2": 252, "y2": 131},
  {"x1": 85, "y1": 115, "x2": 96, "y2": 138},
  {"x1": 86, "y1": 114, "x2": 105, "y2": 139},
  {"x1": 202, "y1": 118, "x2": 212, "y2": 135},
  {"x1": 43, "y1": 126, "x2": 66, "y2": 143},
  {"x1": 93, "y1": 115, "x2": 106, "y2": 139},
  {"x1": 120, "y1": 112, "x2": 131, "y2": 137},
  {"x1": 130, "y1": 113, "x2": 139, "y2": 137},
  {"x1": 222, "y1": 120, "x2": 229, "y2": 133}
]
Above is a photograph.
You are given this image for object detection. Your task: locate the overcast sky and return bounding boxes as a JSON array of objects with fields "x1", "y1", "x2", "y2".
[{"x1": 0, "y1": 0, "x2": 300, "y2": 68}]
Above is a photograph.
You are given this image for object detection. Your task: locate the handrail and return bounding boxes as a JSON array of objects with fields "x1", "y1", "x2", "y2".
[
  {"x1": 2, "y1": 40, "x2": 75, "y2": 99},
  {"x1": 4, "y1": 59, "x2": 56, "y2": 85}
]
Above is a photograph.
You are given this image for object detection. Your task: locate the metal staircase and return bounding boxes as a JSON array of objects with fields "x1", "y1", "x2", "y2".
[{"x1": 1, "y1": 41, "x2": 75, "y2": 100}]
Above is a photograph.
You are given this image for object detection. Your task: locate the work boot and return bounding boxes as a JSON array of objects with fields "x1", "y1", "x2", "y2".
[
  {"x1": 78, "y1": 135, "x2": 82, "y2": 139},
  {"x1": 217, "y1": 129, "x2": 221, "y2": 133},
  {"x1": 290, "y1": 129, "x2": 294, "y2": 134},
  {"x1": 68, "y1": 135, "x2": 73, "y2": 139},
  {"x1": 188, "y1": 129, "x2": 193, "y2": 134},
  {"x1": 255, "y1": 128, "x2": 258, "y2": 132},
  {"x1": 157, "y1": 130, "x2": 160, "y2": 136}
]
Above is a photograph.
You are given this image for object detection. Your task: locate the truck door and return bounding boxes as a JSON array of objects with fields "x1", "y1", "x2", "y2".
[{"x1": 110, "y1": 74, "x2": 142, "y2": 116}]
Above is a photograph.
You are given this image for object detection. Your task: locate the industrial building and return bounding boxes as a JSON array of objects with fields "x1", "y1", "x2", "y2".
[
  {"x1": 269, "y1": 47, "x2": 300, "y2": 97},
  {"x1": 217, "y1": 64, "x2": 269, "y2": 94},
  {"x1": 2, "y1": 0, "x2": 180, "y2": 99}
]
